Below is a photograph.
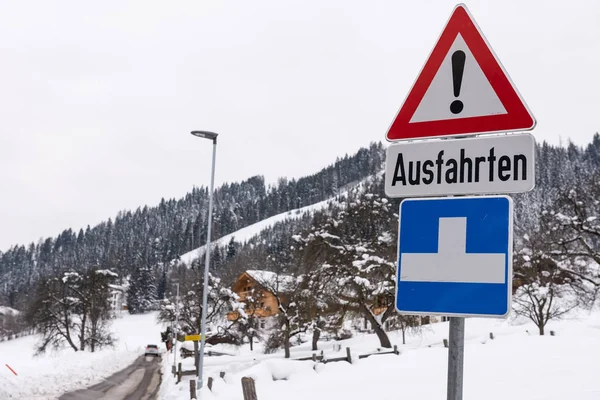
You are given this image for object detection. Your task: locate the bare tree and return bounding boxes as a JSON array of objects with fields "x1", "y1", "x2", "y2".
[
  {"x1": 26, "y1": 275, "x2": 80, "y2": 353},
  {"x1": 295, "y1": 189, "x2": 398, "y2": 348},
  {"x1": 233, "y1": 285, "x2": 265, "y2": 351},
  {"x1": 84, "y1": 270, "x2": 116, "y2": 352},
  {"x1": 384, "y1": 315, "x2": 423, "y2": 345},
  {"x1": 158, "y1": 266, "x2": 244, "y2": 346},
  {"x1": 513, "y1": 232, "x2": 579, "y2": 335},
  {"x1": 0, "y1": 307, "x2": 26, "y2": 340},
  {"x1": 25, "y1": 269, "x2": 117, "y2": 353},
  {"x1": 543, "y1": 185, "x2": 600, "y2": 305},
  {"x1": 300, "y1": 270, "x2": 348, "y2": 351},
  {"x1": 253, "y1": 269, "x2": 308, "y2": 358}
]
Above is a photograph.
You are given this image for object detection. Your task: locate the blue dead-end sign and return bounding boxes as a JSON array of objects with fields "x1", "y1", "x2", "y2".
[{"x1": 395, "y1": 195, "x2": 513, "y2": 318}]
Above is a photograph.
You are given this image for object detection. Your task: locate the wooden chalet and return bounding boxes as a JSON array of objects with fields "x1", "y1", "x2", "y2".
[
  {"x1": 227, "y1": 270, "x2": 440, "y2": 329},
  {"x1": 226, "y1": 270, "x2": 295, "y2": 321}
]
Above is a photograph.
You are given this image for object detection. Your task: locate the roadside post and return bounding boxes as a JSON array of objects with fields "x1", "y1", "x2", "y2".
[
  {"x1": 173, "y1": 282, "x2": 179, "y2": 375},
  {"x1": 384, "y1": 4, "x2": 536, "y2": 400}
]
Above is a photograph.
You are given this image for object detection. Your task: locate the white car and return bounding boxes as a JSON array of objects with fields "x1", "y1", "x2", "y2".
[{"x1": 144, "y1": 344, "x2": 159, "y2": 357}]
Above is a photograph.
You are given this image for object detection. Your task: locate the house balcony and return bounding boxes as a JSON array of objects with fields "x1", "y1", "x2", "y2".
[{"x1": 226, "y1": 306, "x2": 276, "y2": 321}]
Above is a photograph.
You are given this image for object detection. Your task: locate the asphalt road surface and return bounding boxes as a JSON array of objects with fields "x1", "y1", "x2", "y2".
[{"x1": 59, "y1": 355, "x2": 162, "y2": 400}]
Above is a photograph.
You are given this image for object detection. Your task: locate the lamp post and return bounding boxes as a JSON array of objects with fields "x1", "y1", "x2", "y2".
[
  {"x1": 172, "y1": 282, "x2": 180, "y2": 374},
  {"x1": 190, "y1": 130, "x2": 218, "y2": 390}
]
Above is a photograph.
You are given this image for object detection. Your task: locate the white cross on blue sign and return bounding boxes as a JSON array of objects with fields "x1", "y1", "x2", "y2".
[{"x1": 395, "y1": 195, "x2": 513, "y2": 318}]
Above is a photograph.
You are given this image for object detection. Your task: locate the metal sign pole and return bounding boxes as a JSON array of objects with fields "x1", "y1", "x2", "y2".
[
  {"x1": 446, "y1": 189, "x2": 465, "y2": 400},
  {"x1": 447, "y1": 316, "x2": 465, "y2": 400}
]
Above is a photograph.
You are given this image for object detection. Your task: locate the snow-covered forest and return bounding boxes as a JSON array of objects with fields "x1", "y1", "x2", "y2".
[
  {"x1": 0, "y1": 142, "x2": 385, "y2": 312},
  {"x1": 170, "y1": 133, "x2": 600, "y2": 352},
  {"x1": 2, "y1": 135, "x2": 600, "y2": 351}
]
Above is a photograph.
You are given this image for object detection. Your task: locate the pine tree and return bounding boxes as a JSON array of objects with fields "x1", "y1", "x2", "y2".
[
  {"x1": 126, "y1": 269, "x2": 142, "y2": 314},
  {"x1": 157, "y1": 269, "x2": 167, "y2": 300},
  {"x1": 226, "y1": 237, "x2": 237, "y2": 261},
  {"x1": 127, "y1": 266, "x2": 157, "y2": 314}
]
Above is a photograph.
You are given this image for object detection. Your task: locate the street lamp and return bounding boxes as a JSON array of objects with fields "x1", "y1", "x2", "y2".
[
  {"x1": 191, "y1": 130, "x2": 219, "y2": 141},
  {"x1": 190, "y1": 130, "x2": 218, "y2": 390},
  {"x1": 172, "y1": 281, "x2": 180, "y2": 375}
]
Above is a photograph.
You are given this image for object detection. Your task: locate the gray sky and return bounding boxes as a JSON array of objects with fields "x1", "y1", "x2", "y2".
[{"x1": 1, "y1": 0, "x2": 599, "y2": 250}]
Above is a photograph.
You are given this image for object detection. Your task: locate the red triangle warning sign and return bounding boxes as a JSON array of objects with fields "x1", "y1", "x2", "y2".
[{"x1": 386, "y1": 4, "x2": 536, "y2": 141}]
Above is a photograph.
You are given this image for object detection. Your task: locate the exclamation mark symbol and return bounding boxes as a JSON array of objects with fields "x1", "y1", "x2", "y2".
[{"x1": 450, "y1": 50, "x2": 466, "y2": 114}]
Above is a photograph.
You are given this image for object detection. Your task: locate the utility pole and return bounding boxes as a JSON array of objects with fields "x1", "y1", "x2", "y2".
[{"x1": 173, "y1": 282, "x2": 180, "y2": 372}]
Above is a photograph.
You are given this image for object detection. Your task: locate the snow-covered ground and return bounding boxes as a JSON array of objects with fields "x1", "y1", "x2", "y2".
[
  {"x1": 0, "y1": 311, "x2": 165, "y2": 399},
  {"x1": 159, "y1": 311, "x2": 600, "y2": 400}
]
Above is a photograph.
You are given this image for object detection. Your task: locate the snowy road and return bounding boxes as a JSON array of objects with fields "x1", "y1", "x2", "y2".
[{"x1": 59, "y1": 355, "x2": 162, "y2": 400}]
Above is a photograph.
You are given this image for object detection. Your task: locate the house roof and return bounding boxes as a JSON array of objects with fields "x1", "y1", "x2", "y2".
[
  {"x1": 0, "y1": 306, "x2": 20, "y2": 316},
  {"x1": 244, "y1": 270, "x2": 298, "y2": 293}
]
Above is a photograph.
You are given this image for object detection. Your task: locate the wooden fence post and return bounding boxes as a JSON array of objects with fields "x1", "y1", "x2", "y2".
[
  {"x1": 443, "y1": 339, "x2": 449, "y2": 348},
  {"x1": 393, "y1": 345, "x2": 399, "y2": 355},
  {"x1": 490, "y1": 332, "x2": 494, "y2": 340},
  {"x1": 177, "y1": 362, "x2": 182, "y2": 384},
  {"x1": 346, "y1": 347, "x2": 352, "y2": 363},
  {"x1": 193, "y1": 340, "x2": 199, "y2": 374},
  {"x1": 241, "y1": 377, "x2": 258, "y2": 400},
  {"x1": 208, "y1": 377, "x2": 213, "y2": 391},
  {"x1": 312, "y1": 353, "x2": 317, "y2": 362},
  {"x1": 189, "y1": 380, "x2": 196, "y2": 399}
]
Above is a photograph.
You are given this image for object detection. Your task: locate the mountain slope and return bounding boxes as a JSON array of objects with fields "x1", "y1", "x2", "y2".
[
  {"x1": 0, "y1": 143, "x2": 386, "y2": 309},
  {"x1": 177, "y1": 171, "x2": 384, "y2": 267}
]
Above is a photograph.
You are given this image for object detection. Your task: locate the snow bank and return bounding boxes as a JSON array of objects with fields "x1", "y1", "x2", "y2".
[
  {"x1": 222, "y1": 358, "x2": 315, "y2": 384},
  {"x1": 159, "y1": 311, "x2": 600, "y2": 400}
]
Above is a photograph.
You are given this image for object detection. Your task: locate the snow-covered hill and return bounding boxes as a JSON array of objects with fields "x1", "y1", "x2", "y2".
[
  {"x1": 0, "y1": 311, "x2": 165, "y2": 400},
  {"x1": 177, "y1": 172, "x2": 383, "y2": 267}
]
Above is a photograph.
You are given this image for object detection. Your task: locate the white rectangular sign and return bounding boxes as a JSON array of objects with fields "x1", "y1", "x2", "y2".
[{"x1": 385, "y1": 133, "x2": 535, "y2": 198}]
